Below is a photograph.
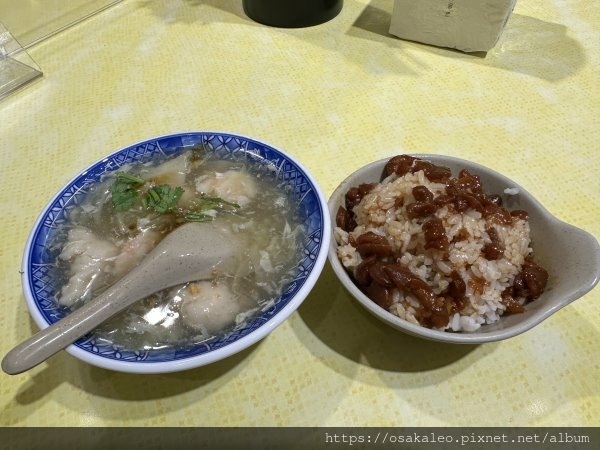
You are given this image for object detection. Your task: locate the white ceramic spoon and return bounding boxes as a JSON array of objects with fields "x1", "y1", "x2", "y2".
[{"x1": 2, "y1": 221, "x2": 242, "y2": 375}]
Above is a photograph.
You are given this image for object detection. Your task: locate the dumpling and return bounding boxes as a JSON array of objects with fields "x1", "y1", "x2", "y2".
[
  {"x1": 195, "y1": 169, "x2": 257, "y2": 207},
  {"x1": 140, "y1": 152, "x2": 190, "y2": 188},
  {"x1": 111, "y1": 228, "x2": 162, "y2": 279},
  {"x1": 139, "y1": 152, "x2": 199, "y2": 207},
  {"x1": 179, "y1": 281, "x2": 241, "y2": 335},
  {"x1": 58, "y1": 226, "x2": 119, "y2": 307}
]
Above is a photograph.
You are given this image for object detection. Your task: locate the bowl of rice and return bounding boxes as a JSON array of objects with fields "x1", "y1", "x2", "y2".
[{"x1": 329, "y1": 154, "x2": 600, "y2": 344}]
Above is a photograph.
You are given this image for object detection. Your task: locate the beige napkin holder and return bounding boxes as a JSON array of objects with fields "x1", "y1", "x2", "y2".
[{"x1": 389, "y1": 0, "x2": 517, "y2": 53}]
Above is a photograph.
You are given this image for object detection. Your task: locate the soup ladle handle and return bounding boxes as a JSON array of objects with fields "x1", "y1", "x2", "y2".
[
  {"x1": 1, "y1": 280, "x2": 142, "y2": 375},
  {"x1": 2, "y1": 222, "x2": 240, "y2": 375}
]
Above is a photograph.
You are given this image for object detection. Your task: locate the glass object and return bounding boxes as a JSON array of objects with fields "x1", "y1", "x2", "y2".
[
  {"x1": 0, "y1": 0, "x2": 122, "y2": 49},
  {"x1": 0, "y1": 22, "x2": 42, "y2": 100},
  {"x1": 243, "y1": 0, "x2": 343, "y2": 28}
]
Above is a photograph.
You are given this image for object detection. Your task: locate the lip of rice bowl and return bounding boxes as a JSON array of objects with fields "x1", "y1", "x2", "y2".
[{"x1": 333, "y1": 154, "x2": 549, "y2": 333}]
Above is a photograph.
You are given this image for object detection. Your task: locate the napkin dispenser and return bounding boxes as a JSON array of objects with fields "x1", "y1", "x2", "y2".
[{"x1": 389, "y1": 0, "x2": 517, "y2": 53}]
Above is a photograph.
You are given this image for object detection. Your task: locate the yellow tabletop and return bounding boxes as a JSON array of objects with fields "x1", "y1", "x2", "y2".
[{"x1": 1, "y1": 0, "x2": 598, "y2": 428}]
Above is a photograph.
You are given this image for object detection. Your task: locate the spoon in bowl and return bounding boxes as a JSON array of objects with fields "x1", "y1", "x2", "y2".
[{"x1": 2, "y1": 221, "x2": 243, "y2": 375}]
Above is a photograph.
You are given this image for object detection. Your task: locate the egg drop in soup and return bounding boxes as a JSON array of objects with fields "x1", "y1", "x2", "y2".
[{"x1": 50, "y1": 149, "x2": 306, "y2": 351}]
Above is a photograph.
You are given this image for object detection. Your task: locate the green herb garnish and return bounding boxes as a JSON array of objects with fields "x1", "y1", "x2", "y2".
[
  {"x1": 183, "y1": 212, "x2": 215, "y2": 222},
  {"x1": 144, "y1": 185, "x2": 184, "y2": 214},
  {"x1": 110, "y1": 170, "x2": 239, "y2": 222},
  {"x1": 188, "y1": 195, "x2": 240, "y2": 212},
  {"x1": 110, "y1": 172, "x2": 145, "y2": 211},
  {"x1": 182, "y1": 195, "x2": 239, "y2": 222}
]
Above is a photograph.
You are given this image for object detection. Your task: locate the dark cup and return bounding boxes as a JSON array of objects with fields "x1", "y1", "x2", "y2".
[{"x1": 243, "y1": 0, "x2": 343, "y2": 28}]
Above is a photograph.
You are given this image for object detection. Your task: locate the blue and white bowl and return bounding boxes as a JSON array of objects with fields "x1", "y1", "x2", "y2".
[{"x1": 22, "y1": 132, "x2": 331, "y2": 373}]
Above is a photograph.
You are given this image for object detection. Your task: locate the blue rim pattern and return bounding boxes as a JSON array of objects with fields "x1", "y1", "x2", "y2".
[{"x1": 27, "y1": 132, "x2": 324, "y2": 363}]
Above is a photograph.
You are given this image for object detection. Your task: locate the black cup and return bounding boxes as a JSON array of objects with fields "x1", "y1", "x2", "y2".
[{"x1": 243, "y1": 0, "x2": 343, "y2": 28}]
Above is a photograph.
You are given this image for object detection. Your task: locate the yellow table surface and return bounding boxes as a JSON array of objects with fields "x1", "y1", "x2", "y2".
[{"x1": 1, "y1": 0, "x2": 598, "y2": 427}]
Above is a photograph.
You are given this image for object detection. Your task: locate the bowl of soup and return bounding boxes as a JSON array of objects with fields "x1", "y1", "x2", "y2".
[{"x1": 21, "y1": 132, "x2": 331, "y2": 373}]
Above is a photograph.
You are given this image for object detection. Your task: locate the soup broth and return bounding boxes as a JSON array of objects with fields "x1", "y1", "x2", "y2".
[{"x1": 51, "y1": 148, "x2": 306, "y2": 351}]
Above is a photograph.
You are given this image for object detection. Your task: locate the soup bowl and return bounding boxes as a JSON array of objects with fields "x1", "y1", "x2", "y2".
[
  {"x1": 328, "y1": 154, "x2": 600, "y2": 344},
  {"x1": 21, "y1": 132, "x2": 331, "y2": 373}
]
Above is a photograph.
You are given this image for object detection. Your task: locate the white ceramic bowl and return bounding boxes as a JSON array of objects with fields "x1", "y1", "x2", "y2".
[
  {"x1": 328, "y1": 154, "x2": 600, "y2": 344},
  {"x1": 21, "y1": 132, "x2": 331, "y2": 373}
]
